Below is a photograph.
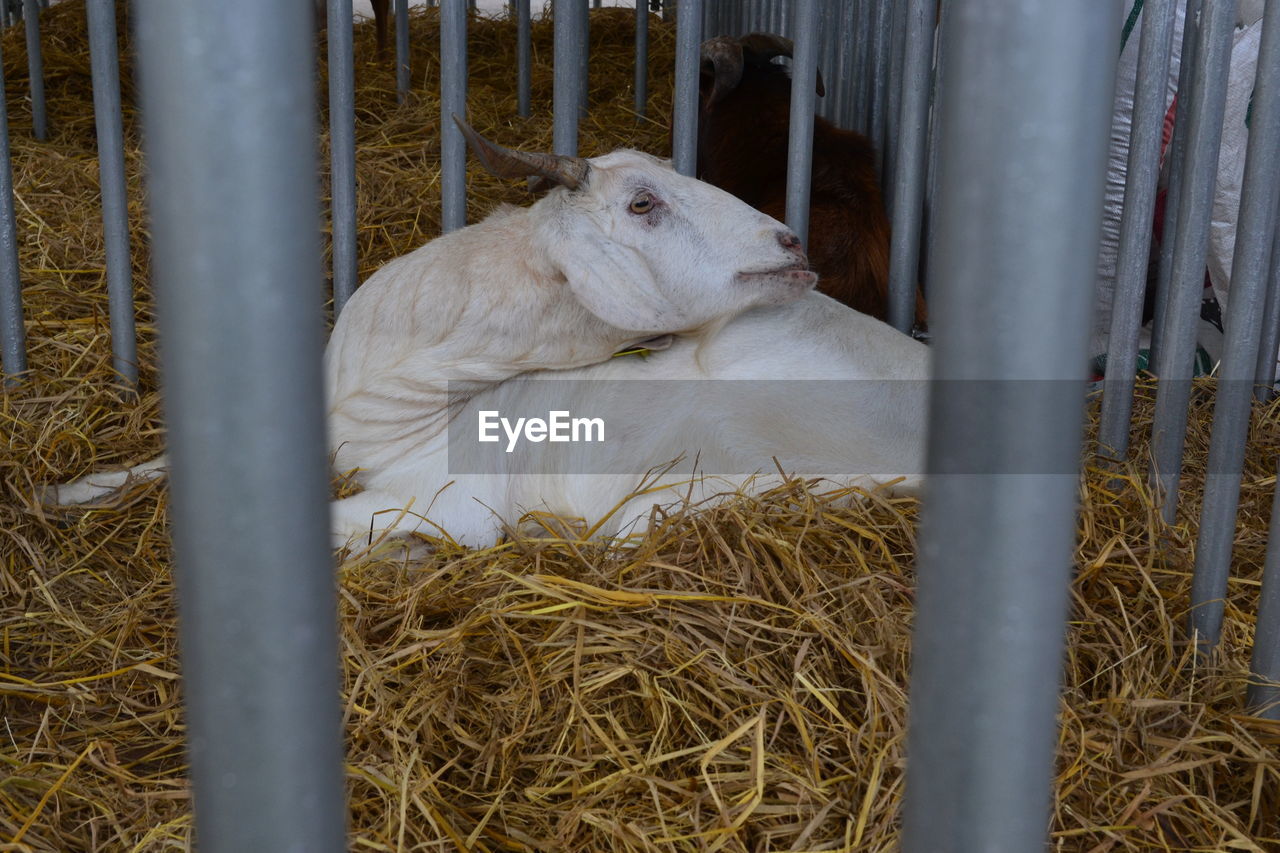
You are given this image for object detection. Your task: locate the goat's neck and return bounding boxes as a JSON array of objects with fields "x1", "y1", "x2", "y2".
[{"x1": 381, "y1": 228, "x2": 642, "y2": 408}]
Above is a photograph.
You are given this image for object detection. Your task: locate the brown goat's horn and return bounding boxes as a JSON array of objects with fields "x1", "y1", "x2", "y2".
[
  {"x1": 700, "y1": 36, "x2": 744, "y2": 107},
  {"x1": 451, "y1": 115, "x2": 590, "y2": 190},
  {"x1": 738, "y1": 32, "x2": 796, "y2": 61},
  {"x1": 738, "y1": 33, "x2": 826, "y2": 97}
]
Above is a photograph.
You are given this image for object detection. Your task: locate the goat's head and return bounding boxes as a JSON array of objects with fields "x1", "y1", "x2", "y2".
[
  {"x1": 454, "y1": 116, "x2": 816, "y2": 334},
  {"x1": 700, "y1": 34, "x2": 826, "y2": 108}
]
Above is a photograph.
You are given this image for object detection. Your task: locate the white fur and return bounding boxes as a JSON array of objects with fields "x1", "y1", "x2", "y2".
[
  {"x1": 333, "y1": 291, "x2": 928, "y2": 549},
  {"x1": 49, "y1": 149, "x2": 928, "y2": 550}
]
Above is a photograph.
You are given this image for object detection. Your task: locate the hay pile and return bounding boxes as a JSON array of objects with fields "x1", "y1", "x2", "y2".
[{"x1": 2, "y1": 3, "x2": 1279, "y2": 850}]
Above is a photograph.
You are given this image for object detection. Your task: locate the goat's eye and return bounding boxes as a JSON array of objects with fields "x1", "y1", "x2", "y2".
[{"x1": 629, "y1": 192, "x2": 655, "y2": 214}]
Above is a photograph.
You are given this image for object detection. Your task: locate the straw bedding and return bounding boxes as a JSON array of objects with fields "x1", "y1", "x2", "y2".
[{"x1": 2, "y1": 3, "x2": 1279, "y2": 850}]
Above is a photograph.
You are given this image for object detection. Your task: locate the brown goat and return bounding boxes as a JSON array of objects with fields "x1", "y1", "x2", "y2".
[{"x1": 696, "y1": 34, "x2": 925, "y2": 325}]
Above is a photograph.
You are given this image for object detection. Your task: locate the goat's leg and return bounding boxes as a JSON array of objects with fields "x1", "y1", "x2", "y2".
[
  {"x1": 46, "y1": 455, "x2": 169, "y2": 505},
  {"x1": 371, "y1": 0, "x2": 390, "y2": 58}
]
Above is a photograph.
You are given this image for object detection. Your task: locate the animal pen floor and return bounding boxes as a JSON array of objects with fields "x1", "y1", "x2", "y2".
[{"x1": 1, "y1": 4, "x2": 1279, "y2": 851}]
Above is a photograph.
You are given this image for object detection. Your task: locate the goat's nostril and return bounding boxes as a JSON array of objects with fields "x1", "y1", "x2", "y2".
[{"x1": 777, "y1": 230, "x2": 802, "y2": 252}]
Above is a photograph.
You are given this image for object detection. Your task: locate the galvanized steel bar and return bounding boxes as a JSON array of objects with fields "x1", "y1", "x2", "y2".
[
  {"x1": 326, "y1": 0, "x2": 358, "y2": 317},
  {"x1": 1149, "y1": 0, "x2": 1236, "y2": 523},
  {"x1": 867, "y1": 0, "x2": 890, "y2": 176},
  {"x1": 851, "y1": 0, "x2": 870, "y2": 134},
  {"x1": 395, "y1": 0, "x2": 410, "y2": 104},
  {"x1": 883, "y1": 0, "x2": 907, "y2": 211},
  {"x1": 634, "y1": 0, "x2": 648, "y2": 117},
  {"x1": 553, "y1": 0, "x2": 584, "y2": 155},
  {"x1": 578, "y1": 0, "x2": 589, "y2": 118},
  {"x1": 1150, "y1": 0, "x2": 1201, "y2": 367},
  {"x1": 1191, "y1": 4, "x2": 1280, "y2": 655},
  {"x1": 132, "y1": 2, "x2": 346, "y2": 851},
  {"x1": 1248, "y1": 461, "x2": 1280, "y2": 718},
  {"x1": 1255, "y1": 216, "x2": 1280, "y2": 399},
  {"x1": 517, "y1": 0, "x2": 531, "y2": 117},
  {"x1": 886, "y1": 0, "x2": 934, "y2": 333},
  {"x1": 833, "y1": 0, "x2": 856, "y2": 129},
  {"x1": 672, "y1": 0, "x2": 702, "y2": 176},
  {"x1": 86, "y1": 0, "x2": 138, "y2": 388},
  {"x1": 920, "y1": 0, "x2": 949, "y2": 289},
  {"x1": 0, "y1": 37, "x2": 24, "y2": 385},
  {"x1": 1097, "y1": 0, "x2": 1179, "y2": 460},
  {"x1": 784, "y1": 0, "x2": 820, "y2": 247},
  {"x1": 440, "y1": 0, "x2": 467, "y2": 233},
  {"x1": 901, "y1": 3, "x2": 1117, "y2": 851},
  {"x1": 22, "y1": 0, "x2": 46, "y2": 141}
]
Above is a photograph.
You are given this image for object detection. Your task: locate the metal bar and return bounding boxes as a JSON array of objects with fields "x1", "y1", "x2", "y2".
[
  {"x1": 1150, "y1": 0, "x2": 1201, "y2": 367},
  {"x1": 833, "y1": 0, "x2": 856, "y2": 129},
  {"x1": 517, "y1": 0, "x2": 531, "y2": 117},
  {"x1": 395, "y1": 0, "x2": 410, "y2": 104},
  {"x1": 1097, "y1": 0, "x2": 1179, "y2": 460},
  {"x1": 132, "y1": 2, "x2": 346, "y2": 851},
  {"x1": 553, "y1": 0, "x2": 585, "y2": 155},
  {"x1": 671, "y1": 0, "x2": 702, "y2": 175},
  {"x1": 885, "y1": 0, "x2": 934, "y2": 333},
  {"x1": 882, "y1": 0, "x2": 907, "y2": 211},
  {"x1": 440, "y1": 0, "x2": 467, "y2": 233},
  {"x1": 784, "y1": 0, "x2": 819, "y2": 247},
  {"x1": 326, "y1": 0, "x2": 358, "y2": 317},
  {"x1": 1149, "y1": 0, "x2": 1236, "y2": 523},
  {"x1": 851, "y1": 0, "x2": 871, "y2": 134},
  {"x1": 86, "y1": 0, "x2": 138, "y2": 389},
  {"x1": 634, "y1": 0, "x2": 648, "y2": 117},
  {"x1": 920, "y1": 0, "x2": 949, "y2": 290},
  {"x1": 578, "y1": 0, "x2": 589, "y2": 118},
  {"x1": 1255, "y1": 214, "x2": 1280, "y2": 400},
  {"x1": 901, "y1": 2, "x2": 1117, "y2": 851},
  {"x1": 867, "y1": 0, "x2": 891, "y2": 177},
  {"x1": 22, "y1": 0, "x2": 46, "y2": 141},
  {"x1": 0, "y1": 35, "x2": 24, "y2": 386},
  {"x1": 1190, "y1": 4, "x2": 1280, "y2": 655},
  {"x1": 1248, "y1": 459, "x2": 1280, "y2": 718}
]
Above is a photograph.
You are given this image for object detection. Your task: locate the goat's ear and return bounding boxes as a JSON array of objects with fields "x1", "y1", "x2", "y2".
[{"x1": 544, "y1": 233, "x2": 681, "y2": 332}]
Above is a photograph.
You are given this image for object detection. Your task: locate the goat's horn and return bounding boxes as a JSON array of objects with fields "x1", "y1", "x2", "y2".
[
  {"x1": 451, "y1": 115, "x2": 590, "y2": 190},
  {"x1": 738, "y1": 32, "x2": 796, "y2": 61},
  {"x1": 738, "y1": 32, "x2": 826, "y2": 97},
  {"x1": 700, "y1": 36, "x2": 744, "y2": 107}
]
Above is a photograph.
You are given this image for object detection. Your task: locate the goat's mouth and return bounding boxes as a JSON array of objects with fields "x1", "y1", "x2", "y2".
[{"x1": 736, "y1": 264, "x2": 817, "y2": 288}]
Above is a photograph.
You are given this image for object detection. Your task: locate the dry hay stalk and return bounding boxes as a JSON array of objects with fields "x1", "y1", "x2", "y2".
[{"x1": 2, "y1": 3, "x2": 1279, "y2": 851}]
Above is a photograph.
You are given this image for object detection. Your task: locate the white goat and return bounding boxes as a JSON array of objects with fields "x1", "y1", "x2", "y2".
[
  {"x1": 346, "y1": 290, "x2": 928, "y2": 548},
  {"x1": 49, "y1": 119, "x2": 928, "y2": 549}
]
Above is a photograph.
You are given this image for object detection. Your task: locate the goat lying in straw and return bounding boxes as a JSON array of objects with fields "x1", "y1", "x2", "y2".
[{"x1": 49, "y1": 118, "x2": 928, "y2": 551}]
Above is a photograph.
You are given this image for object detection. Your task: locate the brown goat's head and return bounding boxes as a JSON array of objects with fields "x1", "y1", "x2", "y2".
[{"x1": 699, "y1": 34, "x2": 826, "y2": 108}]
